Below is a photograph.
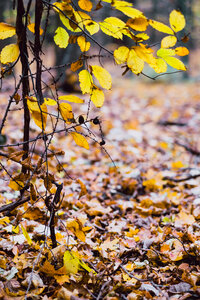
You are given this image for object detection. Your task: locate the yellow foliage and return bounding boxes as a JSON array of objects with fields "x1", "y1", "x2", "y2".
[
  {"x1": 58, "y1": 95, "x2": 84, "y2": 103},
  {"x1": 149, "y1": 19, "x2": 174, "y2": 35},
  {"x1": 79, "y1": 69, "x2": 93, "y2": 94},
  {"x1": 0, "y1": 22, "x2": 16, "y2": 39},
  {"x1": 78, "y1": 0, "x2": 92, "y2": 12},
  {"x1": 169, "y1": 9, "x2": 186, "y2": 32},
  {"x1": 28, "y1": 23, "x2": 43, "y2": 35},
  {"x1": 27, "y1": 97, "x2": 47, "y2": 130},
  {"x1": 114, "y1": 46, "x2": 129, "y2": 64},
  {"x1": 91, "y1": 87, "x2": 105, "y2": 107},
  {"x1": 91, "y1": 65, "x2": 112, "y2": 90},
  {"x1": 71, "y1": 132, "x2": 89, "y2": 150},
  {"x1": 127, "y1": 49, "x2": 144, "y2": 74},
  {"x1": 21, "y1": 224, "x2": 32, "y2": 246},
  {"x1": 161, "y1": 35, "x2": 177, "y2": 48},
  {"x1": 175, "y1": 47, "x2": 189, "y2": 56},
  {"x1": 59, "y1": 102, "x2": 74, "y2": 123},
  {"x1": 99, "y1": 17, "x2": 125, "y2": 39},
  {"x1": 164, "y1": 56, "x2": 186, "y2": 71},
  {"x1": 84, "y1": 20, "x2": 100, "y2": 35},
  {"x1": 71, "y1": 59, "x2": 83, "y2": 72},
  {"x1": 150, "y1": 58, "x2": 167, "y2": 73},
  {"x1": 0, "y1": 44, "x2": 19, "y2": 64},
  {"x1": 126, "y1": 17, "x2": 148, "y2": 31},
  {"x1": 44, "y1": 98, "x2": 57, "y2": 106},
  {"x1": 77, "y1": 36, "x2": 90, "y2": 52},
  {"x1": 54, "y1": 27, "x2": 69, "y2": 48},
  {"x1": 9, "y1": 179, "x2": 24, "y2": 191},
  {"x1": 116, "y1": 6, "x2": 143, "y2": 19},
  {"x1": 63, "y1": 250, "x2": 80, "y2": 274}
]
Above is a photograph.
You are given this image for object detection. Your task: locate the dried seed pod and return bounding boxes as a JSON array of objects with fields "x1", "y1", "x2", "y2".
[
  {"x1": 78, "y1": 115, "x2": 84, "y2": 124},
  {"x1": 100, "y1": 140, "x2": 105, "y2": 146},
  {"x1": 93, "y1": 117, "x2": 100, "y2": 125}
]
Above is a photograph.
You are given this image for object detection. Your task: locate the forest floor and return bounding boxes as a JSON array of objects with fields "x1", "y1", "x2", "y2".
[{"x1": 0, "y1": 76, "x2": 200, "y2": 299}]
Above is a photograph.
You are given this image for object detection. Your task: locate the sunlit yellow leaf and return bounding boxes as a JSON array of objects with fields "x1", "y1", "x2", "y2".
[
  {"x1": 175, "y1": 47, "x2": 189, "y2": 56},
  {"x1": 114, "y1": 46, "x2": 129, "y2": 64},
  {"x1": 59, "y1": 102, "x2": 74, "y2": 123},
  {"x1": 127, "y1": 49, "x2": 144, "y2": 74},
  {"x1": 126, "y1": 17, "x2": 148, "y2": 31},
  {"x1": 27, "y1": 97, "x2": 47, "y2": 130},
  {"x1": 84, "y1": 20, "x2": 99, "y2": 35},
  {"x1": 77, "y1": 36, "x2": 90, "y2": 52},
  {"x1": 58, "y1": 95, "x2": 84, "y2": 103},
  {"x1": 54, "y1": 27, "x2": 69, "y2": 48},
  {"x1": 116, "y1": 6, "x2": 143, "y2": 19},
  {"x1": 21, "y1": 224, "x2": 32, "y2": 245},
  {"x1": 91, "y1": 65, "x2": 112, "y2": 90},
  {"x1": 28, "y1": 23, "x2": 43, "y2": 35},
  {"x1": 63, "y1": 251, "x2": 79, "y2": 274},
  {"x1": 161, "y1": 35, "x2": 177, "y2": 48},
  {"x1": 169, "y1": 9, "x2": 186, "y2": 32},
  {"x1": 0, "y1": 216, "x2": 10, "y2": 226},
  {"x1": 164, "y1": 56, "x2": 186, "y2": 71},
  {"x1": 78, "y1": 0, "x2": 92, "y2": 12},
  {"x1": 134, "y1": 44, "x2": 155, "y2": 65},
  {"x1": 112, "y1": 0, "x2": 132, "y2": 7},
  {"x1": 44, "y1": 98, "x2": 57, "y2": 105},
  {"x1": 150, "y1": 58, "x2": 167, "y2": 73},
  {"x1": 71, "y1": 132, "x2": 89, "y2": 150},
  {"x1": 149, "y1": 19, "x2": 174, "y2": 35},
  {"x1": 0, "y1": 44, "x2": 19, "y2": 64},
  {"x1": 135, "y1": 33, "x2": 149, "y2": 41},
  {"x1": 99, "y1": 17, "x2": 125, "y2": 39},
  {"x1": 157, "y1": 48, "x2": 175, "y2": 58},
  {"x1": 79, "y1": 69, "x2": 93, "y2": 94},
  {"x1": 9, "y1": 179, "x2": 24, "y2": 191},
  {"x1": 12, "y1": 225, "x2": 19, "y2": 234},
  {"x1": 91, "y1": 87, "x2": 105, "y2": 107},
  {"x1": 0, "y1": 23, "x2": 16, "y2": 39}
]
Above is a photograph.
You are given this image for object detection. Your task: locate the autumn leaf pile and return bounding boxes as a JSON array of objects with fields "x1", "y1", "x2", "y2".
[{"x1": 0, "y1": 78, "x2": 200, "y2": 299}]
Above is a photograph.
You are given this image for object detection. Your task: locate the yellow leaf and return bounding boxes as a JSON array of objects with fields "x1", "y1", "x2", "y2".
[
  {"x1": 150, "y1": 58, "x2": 167, "y2": 73},
  {"x1": 171, "y1": 161, "x2": 184, "y2": 169},
  {"x1": 127, "y1": 49, "x2": 144, "y2": 74},
  {"x1": 0, "y1": 44, "x2": 19, "y2": 64},
  {"x1": 149, "y1": 19, "x2": 174, "y2": 35},
  {"x1": 77, "y1": 36, "x2": 90, "y2": 52},
  {"x1": 79, "y1": 69, "x2": 93, "y2": 94},
  {"x1": 116, "y1": 6, "x2": 143, "y2": 19},
  {"x1": 66, "y1": 218, "x2": 86, "y2": 242},
  {"x1": 71, "y1": 60, "x2": 83, "y2": 72},
  {"x1": 54, "y1": 275, "x2": 70, "y2": 284},
  {"x1": 54, "y1": 27, "x2": 69, "y2": 48},
  {"x1": 0, "y1": 23, "x2": 16, "y2": 39},
  {"x1": 134, "y1": 44, "x2": 155, "y2": 65},
  {"x1": 0, "y1": 216, "x2": 10, "y2": 226},
  {"x1": 175, "y1": 47, "x2": 189, "y2": 56},
  {"x1": 91, "y1": 65, "x2": 112, "y2": 90},
  {"x1": 12, "y1": 225, "x2": 19, "y2": 234},
  {"x1": 157, "y1": 48, "x2": 176, "y2": 58},
  {"x1": 63, "y1": 251, "x2": 80, "y2": 274},
  {"x1": 161, "y1": 35, "x2": 177, "y2": 48},
  {"x1": 84, "y1": 20, "x2": 99, "y2": 35},
  {"x1": 28, "y1": 23, "x2": 43, "y2": 35},
  {"x1": 59, "y1": 102, "x2": 74, "y2": 123},
  {"x1": 126, "y1": 17, "x2": 148, "y2": 31},
  {"x1": 112, "y1": 0, "x2": 132, "y2": 7},
  {"x1": 9, "y1": 179, "x2": 24, "y2": 191},
  {"x1": 44, "y1": 98, "x2": 57, "y2": 105},
  {"x1": 114, "y1": 46, "x2": 129, "y2": 64},
  {"x1": 78, "y1": 0, "x2": 92, "y2": 12},
  {"x1": 99, "y1": 17, "x2": 125, "y2": 39},
  {"x1": 164, "y1": 56, "x2": 186, "y2": 71},
  {"x1": 169, "y1": 9, "x2": 186, "y2": 32},
  {"x1": 91, "y1": 87, "x2": 105, "y2": 107},
  {"x1": 27, "y1": 97, "x2": 47, "y2": 130},
  {"x1": 58, "y1": 95, "x2": 84, "y2": 103},
  {"x1": 21, "y1": 224, "x2": 32, "y2": 245},
  {"x1": 71, "y1": 132, "x2": 89, "y2": 150},
  {"x1": 135, "y1": 33, "x2": 149, "y2": 41}
]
